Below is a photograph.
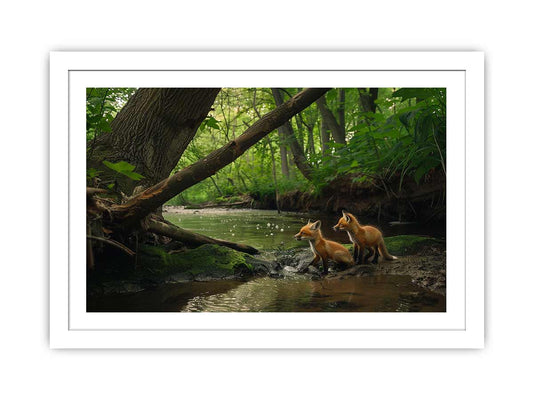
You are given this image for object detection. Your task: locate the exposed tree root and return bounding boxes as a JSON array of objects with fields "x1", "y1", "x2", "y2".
[{"x1": 87, "y1": 235, "x2": 136, "y2": 256}]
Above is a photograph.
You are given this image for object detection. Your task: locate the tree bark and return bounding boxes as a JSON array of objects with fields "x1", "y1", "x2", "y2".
[
  {"x1": 266, "y1": 136, "x2": 281, "y2": 213},
  {"x1": 89, "y1": 88, "x2": 220, "y2": 194},
  {"x1": 316, "y1": 95, "x2": 345, "y2": 144},
  {"x1": 306, "y1": 123, "x2": 315, "y2": 156},
  {"x1": 279, "y1": 143, "x2": 290, "y2": 178},
  {"x1": 271, "y1": 88, "x2": 314, "y2": 181},
  {"x1": 320, "y1": 119, "x2": 330, "y2": 155},
  {"x1": 298, "y1": 113, "x2": 316, "y2": 157},
  {"x1": 358, "y1": 88, "x2": 379, "y2": 113},
  {"x1": 112, "y1": 88, "x2": 330, "y2": 226},
  {"x1": 337, "y1": 88, "x2": 346, "y2": 138},
  {"x1": 147, "y1": 219, "x2": 259, "y2": 255}
]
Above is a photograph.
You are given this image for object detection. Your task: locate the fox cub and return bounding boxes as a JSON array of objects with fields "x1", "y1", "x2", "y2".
[
  {"x1": 294, "y1": 220, "x2": 354, "y2": 274},
  {"x1": 333, "y1": 210, "x2": 398, "y2": 265}
]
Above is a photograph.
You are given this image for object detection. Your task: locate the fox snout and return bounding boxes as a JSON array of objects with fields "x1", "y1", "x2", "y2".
[
  {"x1": 294, "y1": 233, "x2": 302, "y2": 241},
  {"x1": 333, "y1": 225, "x2": 338, "y2": 232}
]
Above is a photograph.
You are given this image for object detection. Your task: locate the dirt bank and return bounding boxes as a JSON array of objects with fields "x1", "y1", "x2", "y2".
[{"x1": 274, "y1": 236, "x2": 446, "y2": 295}]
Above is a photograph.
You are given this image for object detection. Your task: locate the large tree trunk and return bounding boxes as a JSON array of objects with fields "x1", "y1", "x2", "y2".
[
  {"x1": 88, "y1": 88, "x2": 220, "y2": 194},
  {"x1": 271, "y1": 88, "x2": 314, "y2": 181},
  {"x1": 316, "y1": 95, "x2": 345, "y2": 144},
  {"x1": 112, "y1": 88, "x2": 330, "y2": 227}
]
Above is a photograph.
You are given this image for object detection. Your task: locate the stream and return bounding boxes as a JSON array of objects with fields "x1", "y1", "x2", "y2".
[
  {"x1": 163, "y1": 207, "x2": 445, "y2": 251},
  {"x1": 87, "y1": 208, "x2": 445, "y2": 312}
]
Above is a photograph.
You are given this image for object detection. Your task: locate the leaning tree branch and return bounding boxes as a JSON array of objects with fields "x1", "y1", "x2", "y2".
[
  {"x1": 111, "y1": 88, "x2": 330, "y2": 227},
  {"x1": 146, "y1": 219, "x2": 259, "y2": 255}
]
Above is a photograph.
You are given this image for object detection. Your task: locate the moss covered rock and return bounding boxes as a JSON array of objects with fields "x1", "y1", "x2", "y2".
[{"x1": 139, "y1": 244, "x2": 255, "y2": 280}]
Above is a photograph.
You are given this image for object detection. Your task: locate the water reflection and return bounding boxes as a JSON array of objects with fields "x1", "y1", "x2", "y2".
[
  {"x1": 181, "y1": 275, "x2": 445, "y2": 312},
  {"x1": 88, "y1": 275, "x2": 445, "y2": 313}
]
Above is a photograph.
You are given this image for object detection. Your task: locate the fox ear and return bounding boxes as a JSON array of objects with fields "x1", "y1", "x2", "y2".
[
  {"x1": 342, "y1": 209, "x2": 347, "y2": 217},
  {"x1": 307, "y1": 219, "x2": 311, "y2": 225},
  {"x1": 345, "y1": 213, "x2": 351, "y2": 223},
  {"x1": 310, "y1": 220, "x2": 321, "y2": 230}
]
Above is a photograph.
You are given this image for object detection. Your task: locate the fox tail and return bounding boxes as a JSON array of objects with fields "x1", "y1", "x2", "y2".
[{"x1": 378, "y1": 239, "x2": 398, "y2": 261}]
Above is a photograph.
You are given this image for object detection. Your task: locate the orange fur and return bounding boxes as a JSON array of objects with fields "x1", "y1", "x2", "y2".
[
  {"x1": 333, "y1": 211, "x2": 397, "y2": 264},
  {"x1": 294, "y1": 220, "x2": 354, "y2": 274}
]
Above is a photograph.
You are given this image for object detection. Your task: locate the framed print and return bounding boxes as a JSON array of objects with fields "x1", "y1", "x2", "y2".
[{"x1": 50, "y1": 51, "x2": 484, "y2": 348}]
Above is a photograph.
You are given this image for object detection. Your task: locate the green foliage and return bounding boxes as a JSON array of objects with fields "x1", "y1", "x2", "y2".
[
  {"x1": 86, "y1": 88, "x2": 136, "y2": 142},
  {"x1": 102, "y1": 160, "x2": 145, "y2": 181},
  {"x1": 312, "y1": 88, "x2": 446, "y2": 191},
  {"x1": 85, "y1": 86, "x2": 445, "y2": 207},
  {"x1": 86, "y1": 168, "x2": 102, "y2": 179}
]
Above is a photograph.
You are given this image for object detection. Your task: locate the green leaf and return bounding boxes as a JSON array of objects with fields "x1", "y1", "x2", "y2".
[
  {"x1": 87, "y1": 168, "x2": 102, "y2": 179},
  {"x1": 120, "y1": 171, "x2": 145, "y2": 181},
  {"x1": 203, "y1": 116, "x2": 220, "y2": 130},
  {"x1": 103, "y1": 160, "x2": 145, "y2": 181},
  {"x1": 103, "y1": 160, "x2": 136, "y2": 173}
]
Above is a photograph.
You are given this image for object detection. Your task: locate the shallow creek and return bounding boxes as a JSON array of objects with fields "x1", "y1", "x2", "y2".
[{"x1": 87, "y1": 208, "x2": 445, "y2": 313}]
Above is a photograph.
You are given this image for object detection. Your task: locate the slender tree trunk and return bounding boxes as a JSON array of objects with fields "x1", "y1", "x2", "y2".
[
  {"x1": 112, "y1": 88, "x2": 330, "y2": 226},
  {"x1": 271, "y1": 88, "x2": 314, "y2": 181},
  {"x1": 88, "y1": 88, "x2": 220, "y2": 194},
  {"x1": 251, "y1": 89, "x2": 281, "y2": 212},
  {"x1": 298, "y1": 113, "x2": 316, "y2": 157},
  {"x1": 266, "y1": 137, "x2": 281, "y2": 214},
  {"x1": 358, "y1": 88, "x2": 379, "y2": 113},
  {"x1": 320, "y1": 119, "x2": 330, "y2": 156},
  {"x1": 337, "y1": 88, "x2": 346, "y2": 137},
  {"x1": 307, "y1": 125, "x2": 316, "y2": 156},
  {"x1": 279, "y1": 139, "x2": 290, "y2": 178},
  {"x1": 209, "y1": 176, "x2": 223, "y2": 196},
  {"x1": 316, "y1": 95, "x2": 345, "y2": 144}
]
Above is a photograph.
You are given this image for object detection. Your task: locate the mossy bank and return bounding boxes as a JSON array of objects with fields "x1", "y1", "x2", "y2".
[
  {"x1": 88, "y1": 234, "x2": 445, "y2": 297},
  {"x1": 87, "y1": 243, "x2": 278, "y2": 296}
]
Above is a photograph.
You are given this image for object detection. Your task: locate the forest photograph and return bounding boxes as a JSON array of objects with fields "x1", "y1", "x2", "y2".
[{"x1": 86, "y1": 87, "x2": 446, "y2": 312}]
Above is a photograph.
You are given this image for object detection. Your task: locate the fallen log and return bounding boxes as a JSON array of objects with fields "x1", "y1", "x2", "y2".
[{"x1": 146, "y1": 219, "x2": 259, "y2": 255}]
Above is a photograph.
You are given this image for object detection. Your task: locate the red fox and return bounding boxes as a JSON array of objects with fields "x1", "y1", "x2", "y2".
[
  {"x1": 294, "y1": 220, "x2": 354, "y2": 274},
  {"x1": 333, "y1": 211, "x2": 398, "y2": 264}
]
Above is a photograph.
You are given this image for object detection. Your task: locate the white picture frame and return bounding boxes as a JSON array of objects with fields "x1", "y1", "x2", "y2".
[{"x1": 50, "y1": 51, "x2": 484, "y2": 349}]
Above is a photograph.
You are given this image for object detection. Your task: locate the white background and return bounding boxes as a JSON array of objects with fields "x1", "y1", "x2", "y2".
[{"x1": 0, "y1": 0, "x2": 527, "y2": 399}]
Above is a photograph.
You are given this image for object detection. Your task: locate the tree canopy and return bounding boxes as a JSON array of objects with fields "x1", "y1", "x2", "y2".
[{"x1": 87, "y1": 87, "x2": 446, "y2": 216}]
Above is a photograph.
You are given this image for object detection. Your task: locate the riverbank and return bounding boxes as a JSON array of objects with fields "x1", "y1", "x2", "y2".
[
  {"x1": 87, "y1": 233, "x2": 445, "y2": 299},
  {"x1": 167, "y1": 171, "x2": 446, "y2": 224},
  {"x1": 274, "y1": 236, "x2": 445, "y2": 296}
]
